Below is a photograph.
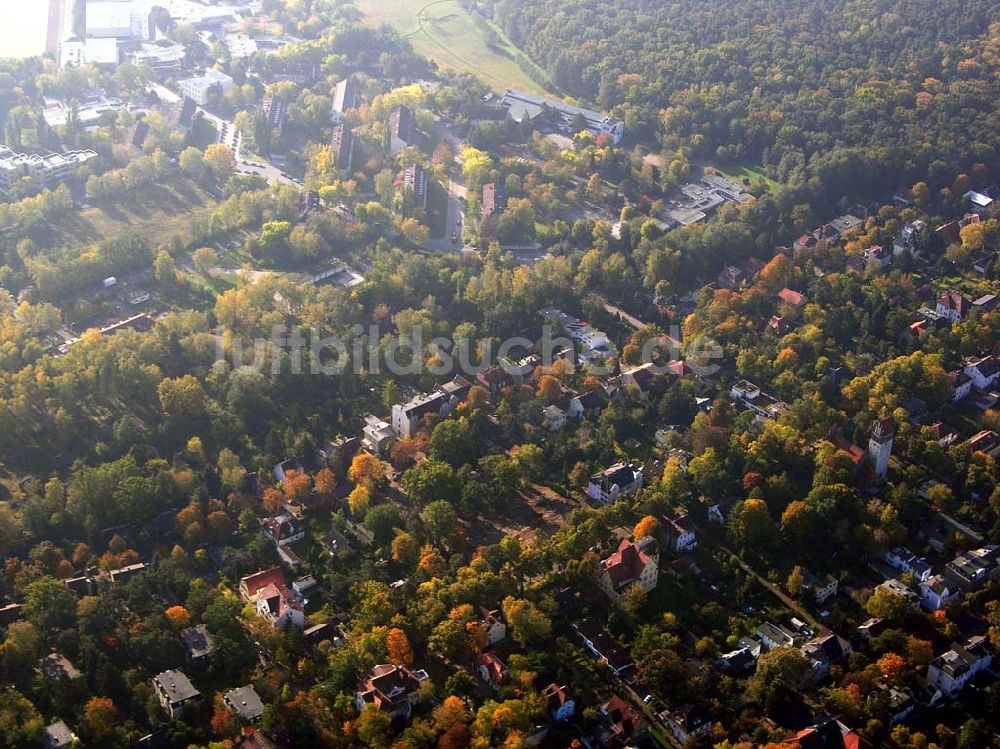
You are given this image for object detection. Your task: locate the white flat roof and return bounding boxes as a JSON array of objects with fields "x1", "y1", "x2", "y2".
[{"x1": 87, "y1": 1, "x2": 134, "y2": 33}]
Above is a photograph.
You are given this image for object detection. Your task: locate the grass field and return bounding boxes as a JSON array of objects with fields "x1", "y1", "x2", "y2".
[
  {"x1": 44, "y1": 177, "x2": 219, "y2": 251},
  {"x1": 354, "y1": 0, "x2": 549, "y2": 94},
  {"x1": 716, "y1": 162, "x2": 782, "y2": 193}
]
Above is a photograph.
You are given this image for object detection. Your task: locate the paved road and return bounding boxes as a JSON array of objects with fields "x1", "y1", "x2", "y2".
[{"x1": 425, "y1": 118, "x2": 475, "y2": 254}]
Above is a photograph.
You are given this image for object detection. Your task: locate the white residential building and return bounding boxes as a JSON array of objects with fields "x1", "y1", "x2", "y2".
[
  {"x1": 587, "y1": 462, "x2": 643, "y2": 504},
  {"x1": 883, "y1": 547, "x2": 932, "y2": 582},
  {"x1": 919, "y1": 574, "x2": 953, "y2": 611},
  {"x1": 927, "y1": 636, "x2": 992, "y2": 698},
  {"x1": 178, "y1": 69, "x2": 234, "y2": 105},
  {"x1": 963, "y1": 355, "x2": 1000, "y2": 390},
  {"x1": 362, "y1": 415, "x2": 394, "y2": 455}
]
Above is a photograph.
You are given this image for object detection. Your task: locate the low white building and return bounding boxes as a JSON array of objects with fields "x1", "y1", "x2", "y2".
[
  {"x1": 178, "y1": 69, "x2": 234, "y2": 105},
  {"x1": 0, "y1": 145, "x2": 97, "y2": 193}
]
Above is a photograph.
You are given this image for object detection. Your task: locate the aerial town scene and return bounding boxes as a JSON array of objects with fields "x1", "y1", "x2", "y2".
[{"x1": 0, "y1": 0, "x2": 998, "y2": 748}]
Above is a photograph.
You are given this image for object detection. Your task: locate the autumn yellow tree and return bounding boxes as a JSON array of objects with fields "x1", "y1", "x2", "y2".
[
  {"x1": 536, "y1": 374, "x2": 561, "y2": 401},
  {"x1": 349, "y1": 453, "x2": 385, "y2": 486},
  {"x1": 391, "y1": 532, "x2": 419, "y2": 567},
  {"x1": 348, "y1": 484, "x2": 371, "y2": 517}
]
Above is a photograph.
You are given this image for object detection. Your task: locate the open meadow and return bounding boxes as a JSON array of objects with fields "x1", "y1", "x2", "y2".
[{"x1": 353, "y1": 0, "x2": 549, "y2": 94}]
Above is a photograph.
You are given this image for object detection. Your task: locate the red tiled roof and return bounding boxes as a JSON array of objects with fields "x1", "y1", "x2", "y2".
[
  {"x1": 240, "y1": 567, "x2": 286, "y2": 599},
  {"x1": 778, "y1": 288, "x2": 806, "y2": 307},
  {"x1": 601, "y1": 538, "x2": 656, "y2": 590}
]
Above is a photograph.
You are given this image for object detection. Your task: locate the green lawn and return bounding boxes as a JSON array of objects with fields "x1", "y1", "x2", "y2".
[
  {"x1": 715, "y1": 162, "x2": 781, "y2": 193},
  {"x1": 45, "y1": 177, "x2": 219, "y2": 251},
  {"x1": 354, "y1": 0, "x2": 549, "y2": 94}
]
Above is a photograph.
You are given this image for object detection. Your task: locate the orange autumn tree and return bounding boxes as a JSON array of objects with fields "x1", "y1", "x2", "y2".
[
  {"x1": 314, "y1": 467, "x2": 337, "y2": 497},
  {"x1": 165, "y1": 605, "x2": 191, "y2": 629},
  {"x1": 284, "y1": 470, "x2": 313, "y2": 502},
  {"x1": 634, "y1": 515, "x2": 659, "y2": 539},
  {"x1": 433, "y1": 695, "x2": 468, "y2": 732},
  {"x1": 262, "y1": 486, "x2": 286, "y2": 514},
  {"x1": 876, "y1": 652, "x2": 906, "y2": 683},
  {"x1": 211, "y1": 703, "x2": 236, "y2": 736},
  {"x1": 536, "y1": 374, "x2": 561, "y2": 401},
  {"x1": 386, "y1": 627, "x2": 414, "y2": 667},
  {"x1": 82, "y1": 697, "x2": 117, "y2": 742}
]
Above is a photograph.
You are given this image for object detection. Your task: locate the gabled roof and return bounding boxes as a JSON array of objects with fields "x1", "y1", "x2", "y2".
[
  {"x1": 475, "y1": 652, "x2": 508, "y2": 685},
  {"x1": 778, "y1": 288, "x2": 806, "y2": 307},
  {"x1": 543, "y1": 683, "x2": 573, "y2": 709},
  {"x1": 938, "y1": 290, "x2": 967, "y2": 314},
  {"x1": 601, "y1": 537, "x2": 658, "y2": 590},
  {"x1": 601, "y1": 694, "x2": 643, "y2": 739},
  {"x1": 240, "y1": 567, "x2": 286, "y2": 599},
  {"x1": 261, "y1": 514, "x2": 303, "y2": 542}
]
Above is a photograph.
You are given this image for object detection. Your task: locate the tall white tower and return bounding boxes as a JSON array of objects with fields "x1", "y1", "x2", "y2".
[{"x1": 868, "y1": 416, "x2": 895, "y2": 483}]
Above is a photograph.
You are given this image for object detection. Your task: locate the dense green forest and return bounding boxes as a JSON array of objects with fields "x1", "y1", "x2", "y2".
[{"x1": 482, "y1": 0, "x2": 1000, "y2": 188}]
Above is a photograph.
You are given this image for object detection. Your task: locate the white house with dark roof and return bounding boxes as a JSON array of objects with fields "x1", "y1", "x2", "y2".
[
  {"x1": 756, "y1": 622, "x2": 796, "y2": 651},
  {"x1": 919, "y1": 574, "x2": 953, "y2": 611},
  {"x1": 927, "y1": 636, "x2": 992, "y2": 698},
  {"x1": 152, "y1": 669, "x2": 201, "y2": 718},
  {"x1": 884, "y1": 547, "x2": 932, "y2": 582},
  {"x1": 662, "y1": 513, "x2": 697, "y2": 552},
  {"x1": 963, "y1": 354, "x2": 1000, "y2": 389},
  {"x1": 587, "y1": 462, "x2": 643, "y2": 504},
  {"x1": 224, "y1": 684, "x2": 265, "y2": 723}
]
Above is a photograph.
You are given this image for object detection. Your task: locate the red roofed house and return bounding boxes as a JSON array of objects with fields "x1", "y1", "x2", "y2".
[
  {"x1": 255, "y1": 582, "x2": 305, "y2": 630},
  {"x1": 597, "y1": 695, "x2": 645, "y2": 748},
  {"x1": 769, "y1": 315, "x2": 791, "y2": 335},
  {"x1": 967, "y1": 430, "x2": 1000, "y2": 456},
  {"x1": 354, "y1": 664, "x2": 430, "y2": 718},
  {"x1": 597, "y1": 537, "x2": 659, "y2": 603},
  {"x1": 778, "y1": 288, "x2": 807, "y2": 308},
  {"x1": 239, "y1": 567, "x2": 286, "y2": 601},
  {"x1": 794, "y1": 234, "x2": 818, "y2": 252},
  {"x1": 936, "y1": 291, "x2": 967, "y2": 322},
  {"x1": 261, "y1": 513, "x2": 305, "y2": 546},
  {"x1": 781, "y1": 718, "x2": 872, "y2": 749},
  {"x1": 475, "y1": 652, "x2": 509, "y2": 690},
  {"x1": 542, "y1": 683, "x2": 576, "y2": 723}
]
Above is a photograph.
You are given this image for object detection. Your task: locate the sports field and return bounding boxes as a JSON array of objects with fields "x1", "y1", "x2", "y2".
[{"x1": 354, "y1": 0, "x2": 550, "y2": 94}]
